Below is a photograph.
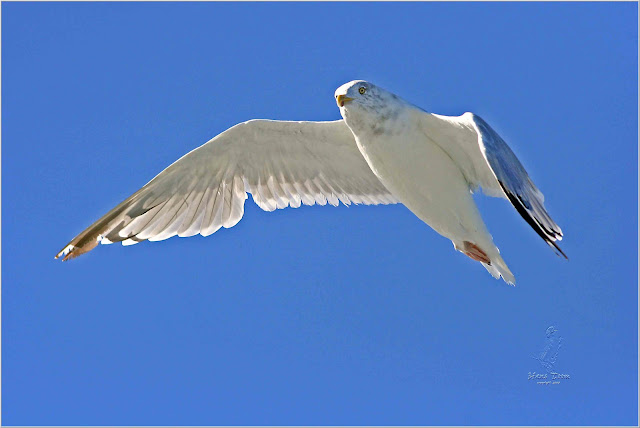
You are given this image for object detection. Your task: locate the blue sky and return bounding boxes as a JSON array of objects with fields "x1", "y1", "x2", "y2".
[{"x1": 2, "y1": 2, "x2": 637, "y2": 426}]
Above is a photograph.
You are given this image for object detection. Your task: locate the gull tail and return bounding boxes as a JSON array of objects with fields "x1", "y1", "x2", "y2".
[
  {"x1": 456, "y1": 240, "x2": 516, "y2": 285},
  {"x1": 482, "y1": 254, "x2": 516, "y2": 286}
]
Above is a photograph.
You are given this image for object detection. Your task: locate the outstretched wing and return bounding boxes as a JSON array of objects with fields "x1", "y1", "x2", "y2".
[
  {"x1": 56, "y1": 119, "x2": 397, "y2": 261},
  {"x1": 417, "y1": 110, "x2": 566, "y2": 258}
]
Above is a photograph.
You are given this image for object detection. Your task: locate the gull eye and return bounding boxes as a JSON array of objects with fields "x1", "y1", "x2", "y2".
[{"x1": 358, "y1": 87, "x2": 366, "y2": 95}]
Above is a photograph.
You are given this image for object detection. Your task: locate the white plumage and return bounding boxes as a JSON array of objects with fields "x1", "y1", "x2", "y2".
[{"x1": 56, "y1": 80, "x2": 565, "y2": 284}]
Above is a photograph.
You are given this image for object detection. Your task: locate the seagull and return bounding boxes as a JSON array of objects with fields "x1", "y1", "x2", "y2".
[{"x1": 56, "y1": 80, "x2": 566, "y2": 284}]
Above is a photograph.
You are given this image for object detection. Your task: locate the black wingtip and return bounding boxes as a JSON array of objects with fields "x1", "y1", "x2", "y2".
[
  {"x1": 499, "y1": 182, "x2": 568, "y2": 260},
  {"x1": 549, "y1": 239, "x2": 569, "y2": 260}
]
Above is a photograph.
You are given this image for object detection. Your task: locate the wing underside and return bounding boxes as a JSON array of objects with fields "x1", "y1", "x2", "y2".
[{"x1": 56, "y1": 119, "x2": 397, "y2": 261}]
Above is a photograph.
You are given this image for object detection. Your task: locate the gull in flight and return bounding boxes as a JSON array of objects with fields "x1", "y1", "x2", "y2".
[{"x1": 56, "y1": 80, "x2": 566, "y2": 284}]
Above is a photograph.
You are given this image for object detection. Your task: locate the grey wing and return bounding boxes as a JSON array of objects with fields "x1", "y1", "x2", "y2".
[
  {"x1": 469, "y1": 114, "x2": 567, "y2": 258},
  {"x1": 416, "y1": 109, "x2": 566, "y2": 258},
  {"x1": 55, "y1": 119, "x2": 397, "y2": 261}
]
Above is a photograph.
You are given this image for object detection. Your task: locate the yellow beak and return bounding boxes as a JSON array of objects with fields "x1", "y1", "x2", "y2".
[{"x1": 336, "y1": 94, "x2": 354, "y2": 107}]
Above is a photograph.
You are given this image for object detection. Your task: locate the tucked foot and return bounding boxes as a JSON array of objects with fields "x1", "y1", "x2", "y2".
[{"x1": 461, "y1": 241, "x2": 491, "y2": 265}]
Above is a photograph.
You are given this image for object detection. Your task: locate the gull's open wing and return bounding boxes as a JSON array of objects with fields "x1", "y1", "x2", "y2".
[
  {"x1": 56, "y1": 119, "x2": 397, "y2": 261},
  {"x1": 417, "y1": 111, "x2": 566, "y2": 258}
]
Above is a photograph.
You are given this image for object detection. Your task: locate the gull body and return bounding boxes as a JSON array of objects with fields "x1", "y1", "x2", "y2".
[
  {"x1": 335, "y1": 81, "x2": 514, "y2": 282},
  {"x1": 56, "y1": 80, "x2": 566, "y2": 284}
]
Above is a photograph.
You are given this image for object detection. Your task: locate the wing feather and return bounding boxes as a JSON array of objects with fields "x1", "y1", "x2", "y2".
[
  {"x1": 56, "y1": 119, "x2": 396, "y2": 260},
  {"x1": 469, "y1": 114, "x2": 566, "y2": 258}
]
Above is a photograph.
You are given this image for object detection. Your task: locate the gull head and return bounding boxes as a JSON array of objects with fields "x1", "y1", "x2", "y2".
[
  {"x1": 334, "y1": 80, "x2": 408, "y2": 134},
  {"x1": 334, "y1": 80, "x2": 382, "y2": 108}
]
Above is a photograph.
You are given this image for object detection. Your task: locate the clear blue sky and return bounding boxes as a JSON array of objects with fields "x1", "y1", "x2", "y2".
[{"x1": 2, "y1": 2, "x2": 637, "y2": 426}]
